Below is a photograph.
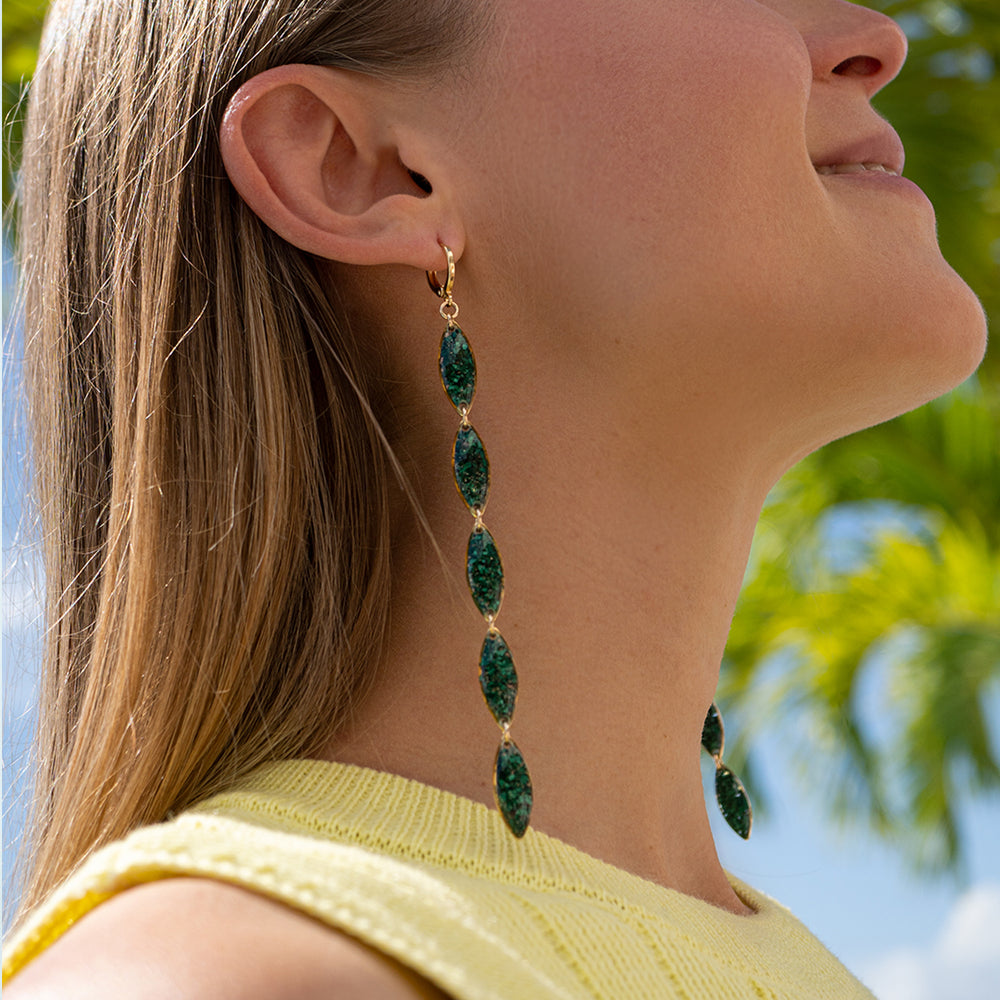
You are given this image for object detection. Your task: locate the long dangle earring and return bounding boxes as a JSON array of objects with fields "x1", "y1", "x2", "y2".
[
  {"x1": 427, "y1": 244, "x2": 533, "y2": 838},
  {"x1": 701, "y1": 702, "x2": 752, "y2": 839}
]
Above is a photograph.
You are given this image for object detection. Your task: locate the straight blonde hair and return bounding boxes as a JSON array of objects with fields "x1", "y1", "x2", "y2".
[{"x1": 12, "y1": 0, "x2": 484, "y2": 923}]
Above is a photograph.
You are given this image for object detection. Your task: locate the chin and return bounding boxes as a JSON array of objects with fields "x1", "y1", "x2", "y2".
[
  {"x1": 808, "y1": 236, "x2": 989, "y2": 436},
  {"x1": 878, "y1": 264, "x2": 988, "y2": 415},
  {"x1": 798, "y1": 184, "x2": 990, "y2": 428},
  {"x1": 766, "y1": 261, "x2": 989, "y2": 463}
]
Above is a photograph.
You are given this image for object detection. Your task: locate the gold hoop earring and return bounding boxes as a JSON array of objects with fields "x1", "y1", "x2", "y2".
[{"x1": 426, "y1": 244, "x2": 456, "y2": 300}]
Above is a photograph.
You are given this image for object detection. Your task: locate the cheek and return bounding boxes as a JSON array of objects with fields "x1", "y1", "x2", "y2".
[
  {"x1": 455, "y1": 0, "x2": 986, "y2": 462},
  {"x1": 474, "y1": 0, "x2": 814, "y2": 315}
]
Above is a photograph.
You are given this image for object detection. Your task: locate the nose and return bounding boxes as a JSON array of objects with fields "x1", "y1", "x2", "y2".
[{"x1": 803, "y1": 0, "x2": 909, "y2": 98}]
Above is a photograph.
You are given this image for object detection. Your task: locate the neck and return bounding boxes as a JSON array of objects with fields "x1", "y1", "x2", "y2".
[
  {"x1": 321, "y1": 266, "x2": 786, "y2": 916},
  {"x1": 323, "y1": 347, "x2": 769, "y2": 915}
]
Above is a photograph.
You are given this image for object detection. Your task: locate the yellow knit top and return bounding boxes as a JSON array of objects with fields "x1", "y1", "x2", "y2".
[{"x1": 3, "y1": 759, "x2": 875, "y2": 998}]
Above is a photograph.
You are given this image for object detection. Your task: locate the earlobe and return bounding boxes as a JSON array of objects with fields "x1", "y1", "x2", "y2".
[{"x1": 218, "y1": 63, "x2": 464, "y2": 268}]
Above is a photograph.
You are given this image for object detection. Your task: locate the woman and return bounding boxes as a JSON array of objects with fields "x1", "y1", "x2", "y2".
[{"x1": 3, "y1": 0, "x2": 987, "y2": 996}]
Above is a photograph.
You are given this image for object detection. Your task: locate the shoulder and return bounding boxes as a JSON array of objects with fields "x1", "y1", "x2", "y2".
[{"x1": 6, "y1": 877, "x2": 452, "y2": 1000}]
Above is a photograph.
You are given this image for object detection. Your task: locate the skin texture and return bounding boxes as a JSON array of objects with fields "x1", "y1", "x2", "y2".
[
  {"x1": 6, "y1": 879, "x2": 452, "y2": 999},
  {"x1": 12, "y1": 0, "x2": 988, "y2": 996}
]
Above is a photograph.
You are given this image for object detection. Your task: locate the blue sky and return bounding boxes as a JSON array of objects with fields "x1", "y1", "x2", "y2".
[
  {"x1": 4, "y1": 240, "x2": 999, "y2": 993},
  {"x1": 711, "y1": 729, "x2": 1000, "y2": 993}
]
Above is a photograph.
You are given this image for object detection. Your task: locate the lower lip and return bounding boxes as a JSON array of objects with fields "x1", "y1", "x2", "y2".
[{"x1": 816, "y1": 169, "x2": 933, "y2": 206}]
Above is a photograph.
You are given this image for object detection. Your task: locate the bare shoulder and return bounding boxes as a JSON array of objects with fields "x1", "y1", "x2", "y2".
[{"x1": 6, "y1": 877, "x2": 452, "y2": 1000}]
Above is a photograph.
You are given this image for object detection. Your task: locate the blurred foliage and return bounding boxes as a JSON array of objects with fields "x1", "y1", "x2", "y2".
[
  {"x1": 2, "y1": 0, "x2": 47, "y2": 219},
  {"x1": 722, "y1": 1, "x2": 1000, "y2": 879},
  {"x1": 3, "y1": 2, "x2": 999, "y2": 875},
  {"x1": 725, "y1": 384, "x2": 1000, "y2": 876}
]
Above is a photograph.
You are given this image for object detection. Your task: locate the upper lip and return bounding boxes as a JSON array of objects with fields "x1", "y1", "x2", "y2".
[{"x1": 811, "y1": 127, "x2": 906, "y2": 175}]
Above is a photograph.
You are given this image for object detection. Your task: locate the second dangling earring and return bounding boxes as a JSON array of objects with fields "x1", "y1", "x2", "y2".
[
  {"x1": 701, "y1": 702, "x2": 753, "y2": 839},
  {"x1": 427, "y1": 244, "x2": 533, "y2": 839}
]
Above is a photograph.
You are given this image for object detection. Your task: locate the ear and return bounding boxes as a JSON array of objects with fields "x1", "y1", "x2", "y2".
[{"x1": 218, "y1": 63, "x2": 464, "y2": 269}]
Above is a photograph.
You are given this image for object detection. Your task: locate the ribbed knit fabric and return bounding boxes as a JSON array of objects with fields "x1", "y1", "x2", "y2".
[{"x1": 3, "y1": 759, "x2": 876, "y2": 998}]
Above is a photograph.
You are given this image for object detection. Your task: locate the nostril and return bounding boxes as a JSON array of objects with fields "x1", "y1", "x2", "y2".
[
  {"x1": 407, "y1": 168, "x2": 433, "y2": 195},
  {"x1": 832, "y1": 54, "x2": 883, "y2": 76}
]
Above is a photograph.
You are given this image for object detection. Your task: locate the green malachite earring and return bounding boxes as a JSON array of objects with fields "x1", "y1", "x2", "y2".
[
  {"x1": 428, "y1": 244, "x2": 533, "y2": 839},
  {"x1": 701, "y1": 702, "x2": 752, "y2": 839}
]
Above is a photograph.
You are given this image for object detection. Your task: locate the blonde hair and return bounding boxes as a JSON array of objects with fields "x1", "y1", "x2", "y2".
[{"x1": 13, "y1": 0, "x2": 484, "y2": 922}]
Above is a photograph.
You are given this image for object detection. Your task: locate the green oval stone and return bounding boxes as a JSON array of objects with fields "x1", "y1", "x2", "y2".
[
  {"x1": 495, "y1": 739, "x2": 532, "y2": 838},
  {"x1": 440, "y1": 325, "x2": 476, "y2": 411},
  {"x1": 701, "y1": 702, "x2": 724, "y2": 758},
  {"x1": 480, "y1": 631, "x2": 518, "y2": 725},
  {"x1": 453, "y1": 425, "x2": 489, "y2": 511},
  {"x1": 467, "y1": 527, "x2": 503, "y2": 617},
  {"x1": 715, "y1": 763, "x2": 752, "y2": 839}
]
